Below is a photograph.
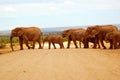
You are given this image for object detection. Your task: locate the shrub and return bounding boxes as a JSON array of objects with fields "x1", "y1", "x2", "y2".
[{"x1": 0, "y1": 37, "x2": 19, "y2": 49}]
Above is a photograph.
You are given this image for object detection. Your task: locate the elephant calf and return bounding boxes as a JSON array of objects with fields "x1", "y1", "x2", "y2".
[
  {"x1": 105, "y1": 31, "x2": 120, "y2": 49},
  {"x1": 43, "y1": 34, "x2": 64, "y2": 49}
]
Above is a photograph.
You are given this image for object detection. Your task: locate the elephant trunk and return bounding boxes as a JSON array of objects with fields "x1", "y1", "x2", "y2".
[{"x1": 10, "y1": 36, "x2": 14, "y2": 51}]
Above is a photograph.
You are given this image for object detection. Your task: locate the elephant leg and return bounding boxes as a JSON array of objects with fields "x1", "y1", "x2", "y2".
[
  {"x1": 93, "y1": 39, "x2": 97, "y2": 48},
  {"x1": 48, "y1": 42, "x2": 51, "y2": 49},
  {"x1": 19, "y1": 37, "x2": 23, "y2": 50},
  {"x1": 93, "y1": 42, "x2": 96, "y2": 48},
  {"x1": 25, "y1": 40, "x2": 31, "y2": 49},
  {"x1": 73, "y1": 40, "x2": 78, "y2": 48},
  {"x1": 59, "y1": 44, "x2": 62, "y2": 49},
  {"x1": 62, "y1": 43, "x2": 64, "y2": 48},
  {"x1": 97, "y1": 41, "x2": 100, "y2": 48},
  {"x1": 95, "y1": 37, "x2": 100, "y2": 48},
  {"x1": 84, "y1": 38, "x2": 89, "y2": 48},
  {"x1": 32, "y1": 41, "x2": 35, "y2": 49},
  {"x1": 100, "y1": 39, "x2": 106, "y2": 49},
  {"x1": 52, "y1": 42, "x2": 56, "y2": 49},
  {"x1": 38, "y1": 40, "x2": 42, "y2": 49},
  {"x1": 113, "y1": 40, "x2": 118, "y2": 49},
  {"x1": 109, "y1": 40, "x2": 113, "y2": 49},
  {"x1": 67, "y1": 39, "x2": 71, "y2": 48},
  {"x1": 118, "y1": 43, "x2": 120, "y2": 48},
  {"x1": 59, "y1": 43, "x2": 63, "y2": 49},
  {"x1": 79, "y1": 41, "x2": 81, "y2": 48},
  {"x1": 114, "y1": 44, "x2": 117, "y2": 49}
]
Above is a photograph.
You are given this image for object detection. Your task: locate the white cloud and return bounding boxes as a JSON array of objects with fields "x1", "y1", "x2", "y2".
[
  {"x1": 49, "y1": 6, "x2": 57, "y2": 10},
  {"x1": 0, "y1": 6, "x2": 16, "y2": 12},
  {"x1": 63, "y1": 0, "x2": 75, "y2": 5},
  {"x1": 0, "y1": 0, "x2": 120, "y2": 17}
]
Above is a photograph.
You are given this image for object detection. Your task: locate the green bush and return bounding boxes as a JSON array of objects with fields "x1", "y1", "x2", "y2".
[
  {"x1": 63, "y1": 37, "x2": 68, "y2": 42},
  {"x1": 0, "y1": 37, "x2": 19, "y2": 48},
  {"x1": 0, "y1": 38, "x2": 8, "y2": 48}
]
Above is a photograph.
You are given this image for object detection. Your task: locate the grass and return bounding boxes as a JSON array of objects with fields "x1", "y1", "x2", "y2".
[{"x1": 0, "y1": 37, "x2": 19, "y2": 49}]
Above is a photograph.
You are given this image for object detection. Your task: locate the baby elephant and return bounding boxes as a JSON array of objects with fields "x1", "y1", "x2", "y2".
[
  {"x1": 43, "y1": 34, "x2": 64, "y2": 49},
  {"x1": 105, "y1": 32, "x2": 120, "y2": 49}
]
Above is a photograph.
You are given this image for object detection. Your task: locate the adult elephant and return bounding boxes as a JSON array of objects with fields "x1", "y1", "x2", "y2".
[
  {"x1": 10, "y1": 27, "x2": 43, "y2": 51},
  {"x1": 43, "y1": 34, "x2": 64, "y2": 49},
  {"x1": 62, "y1": 28, "x2": 86, "y2": 48},
  {"x1": 105, "y1": 31, "x2": 120, "y2": 49},
  {"x1": 86, "y1": 25, "x2": 118, "y2": 49}
]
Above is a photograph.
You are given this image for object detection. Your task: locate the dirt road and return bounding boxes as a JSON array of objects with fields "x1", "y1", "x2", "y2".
[{"x1": 0, "y1": 49, "x2": 120, "y2": 80}]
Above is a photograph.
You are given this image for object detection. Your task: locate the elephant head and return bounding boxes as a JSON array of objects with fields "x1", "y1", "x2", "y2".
[
  {"x1": 62, "y1": 29, "x2": 73, "y2": 38},
  {"x1": 10, "y1": 27, "x2": 24, "y2": 51},
  {"x1": 105, "y1": 32, "x2": 114, "y2": 43},
  {"x1": 86, "y1": 25, "x2": 101, "y2": 38}
]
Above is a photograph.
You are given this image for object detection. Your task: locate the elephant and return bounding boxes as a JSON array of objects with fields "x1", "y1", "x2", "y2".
[
  {"x1": 62, "y1": 28, "x2": 86, "y2": 48},
  {"x1": 83, "y1": 35, "x2": 100, "y2": 48},
  {"x1": 105, "y1": 31, "x2": 120, "y2": 49},
  {"x1": 10, "y1": 27, "x2": 43, "y2": 51},
  {"x1": 85, "y1": 25, "x2": 118, "y2": 49},
  {"x1": 43, "y1": 34, "x2": 64, "y2": 49},
  {"x1": 62, "y1": 28, "x2": 100, "y2": 48}
]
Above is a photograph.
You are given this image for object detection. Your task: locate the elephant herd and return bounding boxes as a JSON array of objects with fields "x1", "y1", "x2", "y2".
[{"x1": 10, "y1": 25, "x2": 120, "y2": 51}]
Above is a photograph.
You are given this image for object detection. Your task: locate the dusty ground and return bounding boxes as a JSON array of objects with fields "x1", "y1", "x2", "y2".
[{"x1": 0, "y1": 42, "x2": 120, "y2": 80}]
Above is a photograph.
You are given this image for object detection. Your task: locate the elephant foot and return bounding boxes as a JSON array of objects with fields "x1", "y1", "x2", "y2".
[
  {"x1": 67, "y1": 47, "x2": 70, "y2": 49},
  {"x1": 28, "y1": 47, "x2": 31, "y2": 49},
  {"x1": 92, "y1": 46, "x2": 96, "y2": 49},
  {"x1": 98, "y1": 46, "x2": 100, "y2": 48},
  {"x1": 109, "y1": 47, "x2": 113, "y2": 49},
  {"x1": 114, "y1": 47, "x2": 118, "y2": 49},
  {"x1": 84, "y1": 45, "x2": 89, "y2": 48},
  {"x1": 60, "y1": 47, "x2": 63, "y2": 49},
  {"x1": 75, "y1": 46, "x2": 78, "y2": 48},
  {"x1": 38, "y1": 47, "x2": 43, "y2": 49},
  {"x1": 20, "y1": 48, "x2": 23, "y2": 50},
  {"x1": 103, "y1": 47, "x2": 107, "y2": 49}
]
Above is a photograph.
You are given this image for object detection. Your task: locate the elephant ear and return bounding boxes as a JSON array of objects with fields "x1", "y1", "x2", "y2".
[
  {"x1": 92, "y1": 26, "x2": 100, "y2": 35},
  {"x1": 109, "y1": 33, "x2": 113, "y2": 40},
  {"x1": 65, "y1": 29, "x2": 73, "y2": 37},
  {"x1": 17, "y1": 28, "x2": 24, "y2": 37},
  {"x1": 92, "y1": 29, "x2": 99, "y2": 35}
]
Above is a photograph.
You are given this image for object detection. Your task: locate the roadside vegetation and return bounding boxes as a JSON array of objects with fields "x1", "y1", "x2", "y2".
[{"x1": 0, "y1": 35, "x2": 19, "y2": 49}]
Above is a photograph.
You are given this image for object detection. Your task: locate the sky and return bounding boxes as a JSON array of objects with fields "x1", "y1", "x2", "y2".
[{"x1": 0, "y1": 0, "x2": 120, "y2": 30}]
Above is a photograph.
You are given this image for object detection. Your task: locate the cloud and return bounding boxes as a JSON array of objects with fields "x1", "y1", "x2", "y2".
[
  {"x1": 0, "y1": 6, "x2": 16, "y2": 12},
  {"x1": 63, "y1": 0, "x2": 75, "y2": 5},
  {"x1": 0, "y1": 0, "x2": 120, "y2": 17}
]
